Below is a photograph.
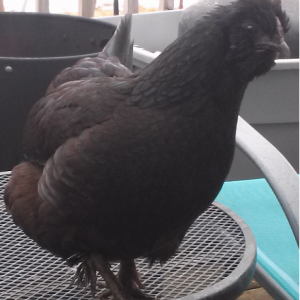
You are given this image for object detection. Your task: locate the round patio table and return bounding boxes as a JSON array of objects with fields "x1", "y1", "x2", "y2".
[{"x1": 0, "y1": 171, "x2": 256, "y2": 300}]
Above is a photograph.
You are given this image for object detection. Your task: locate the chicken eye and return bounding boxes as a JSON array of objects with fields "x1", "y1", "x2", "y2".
[{"x1": 245, "y1": 24, "x2": 258, "y2": 35}]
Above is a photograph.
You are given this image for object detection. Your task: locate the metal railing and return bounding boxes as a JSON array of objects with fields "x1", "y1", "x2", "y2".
[{"x1": 0, "y1": 1, "x2": 184, "y2": 17}]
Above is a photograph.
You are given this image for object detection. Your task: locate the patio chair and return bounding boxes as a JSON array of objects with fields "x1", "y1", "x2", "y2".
[{"x1": 217, "y1": 116, "x2": 299, "y2": 300}]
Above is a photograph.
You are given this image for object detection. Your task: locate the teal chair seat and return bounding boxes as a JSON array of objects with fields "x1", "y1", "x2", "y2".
[{"x1": 216, "y1": 178, "x2": 299, "y2": 300}]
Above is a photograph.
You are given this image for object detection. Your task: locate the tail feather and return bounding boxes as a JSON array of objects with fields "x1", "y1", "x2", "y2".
[{"x1": 103, "y1": 13, "x2": 134, "y2": 71}]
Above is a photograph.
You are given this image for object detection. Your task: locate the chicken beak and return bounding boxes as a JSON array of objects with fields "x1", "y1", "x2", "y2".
[
  {"x1": 276, "y1": 38, "x2": 290, "y2": 58},
  {"x1": 256, "y1": 37, "x2": 290, "y2": 58},
  {"x1": 274, "y1": 17, "x2": 290, "y2": 58},
  {"x1": 256, "y1": 17, "x2": 290, "y2": 59}
]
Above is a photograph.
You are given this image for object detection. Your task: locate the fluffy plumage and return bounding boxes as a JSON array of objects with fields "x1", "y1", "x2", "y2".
[{"x1": 4, "y1": 1, "x2": 289, "y2": 299}]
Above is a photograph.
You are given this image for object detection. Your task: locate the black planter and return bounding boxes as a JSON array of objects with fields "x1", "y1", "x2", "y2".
[{"x1": 0, "y1": 12, "x2": 116, "y2": 171}]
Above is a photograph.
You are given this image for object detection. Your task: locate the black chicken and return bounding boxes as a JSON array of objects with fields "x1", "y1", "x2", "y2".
[{"x1": 4, "y1": 0, "x2": 289, "y2": 299}]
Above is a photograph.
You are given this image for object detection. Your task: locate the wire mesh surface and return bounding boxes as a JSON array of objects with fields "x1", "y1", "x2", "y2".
[{"x1": 0, "y1": 172, "x2": 246, "y2": 300}]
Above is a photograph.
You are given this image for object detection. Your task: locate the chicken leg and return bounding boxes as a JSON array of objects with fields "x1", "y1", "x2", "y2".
[
  {"x1": 117, "y1": 259, "x2": 154, "y2": 300},
  {"x1": 98, "y1": 259, "x2": 154, "y2": 300},
  {"x1": 69, "y1": 254, "x2": 153, "y2": 299}
]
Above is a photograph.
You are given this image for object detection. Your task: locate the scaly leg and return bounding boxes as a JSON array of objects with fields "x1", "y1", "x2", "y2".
[
  {"x1": 118, "y1": 259, "x2": 154, "y2": 300},
  {"x1": 68, "y1": 253, "x2": 129, "y2": 299},
  {"x1": 92, "y1": 254, "x2": 129, "y2": 300},
  {"x1": 68, "y1": 254, "x2": 154, "y2": 299}
]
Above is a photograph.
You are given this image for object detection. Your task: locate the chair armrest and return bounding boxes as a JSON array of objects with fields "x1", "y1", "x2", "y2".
[{"x1": 236, "y1": 116, "x2": 299, "y2": 245}]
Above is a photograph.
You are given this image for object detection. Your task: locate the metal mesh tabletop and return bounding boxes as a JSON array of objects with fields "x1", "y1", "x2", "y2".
[{"x1": 0, "y1": 172, "x2": 256, "y2": 300}]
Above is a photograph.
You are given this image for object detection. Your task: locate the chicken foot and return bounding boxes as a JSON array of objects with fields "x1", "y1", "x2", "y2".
[
  {"x1": 68, "y1": 253, "x2": 125, "y2": 299},
  {"x1": 69, "y1": 254, "x2": 154, "y2": 299},
  {"x1": 117, "y1": 259, "x2": 154, "y2": 300},
  {"x1": 92, "y1": 254, "x2": 129, "y2": 300},
  {"x1": 98, "y1": 259, "x2": 154, "y2": 300}
]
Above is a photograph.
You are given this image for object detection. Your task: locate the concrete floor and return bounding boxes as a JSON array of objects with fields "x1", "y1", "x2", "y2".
[{"x1": 237, "y1": 279, "x2": 274, "y2": 300}]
